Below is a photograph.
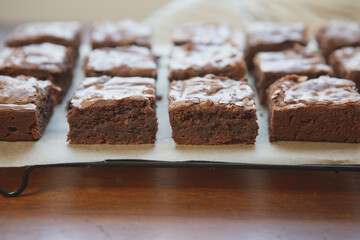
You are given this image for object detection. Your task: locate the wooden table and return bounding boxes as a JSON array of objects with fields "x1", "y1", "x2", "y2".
[{"x1": 1, "y1": 165, "x2": 360, "y2": 239}]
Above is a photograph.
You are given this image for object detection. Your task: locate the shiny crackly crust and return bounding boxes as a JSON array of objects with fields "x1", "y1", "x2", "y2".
[
  {"x1": 0, "y1": 43, "x2": 72, "y2": 74},
  {"x1": 252, "y1": 45, "x2": 333, "y2": 104},
  {"x1": 329, "y1": 46, "x2": 360, "y2": 88},
  {"x1": 83, "y1": 46, "x2": 157, "y2": 79},
  {"x1": 316, "y1": 20, "x2": 360, "y2": 59},
  {"x1": 268, "y1": 75, "x2": 360, "y2": 109},
  {"x1": 6, "y1": 21, "x2": 81, "y2": 48},
  {"x1": 172, "y1": 23, "x2": 232, "y2": 46},
  {"x1": 169, "y1": 74, "x2": 255, "y2": 110},
  {"x1": 244, "y1": 21, "x2": 308, "y2": 68},
  {"x1": 70, "y1": 76, "x2": 156, "y2": 109},
  {"x1": 0, "y1": 75, "x2": 54, "y2": 110},
  {"x1": 168, "y1": 42, "x2": 246, "y2": 80},
  {"x1": 90, "y1": 20, "x2": 151, "y2": 49}
]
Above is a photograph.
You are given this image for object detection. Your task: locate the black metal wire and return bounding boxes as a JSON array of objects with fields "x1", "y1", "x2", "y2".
[
  {"x1": 0, "y1": 166, "x2": 35, "y2": 197},
  {"x1": 0, "y1": 160, "x2": 359, "y2": 198},
  {"x1": 76, "y1": 160, "x2": 360, "y2": 171}
]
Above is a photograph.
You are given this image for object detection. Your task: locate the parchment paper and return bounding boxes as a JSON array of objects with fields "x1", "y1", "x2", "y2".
[{"x1": 0, "y1": 44, "x2": 359, "y2": 167}]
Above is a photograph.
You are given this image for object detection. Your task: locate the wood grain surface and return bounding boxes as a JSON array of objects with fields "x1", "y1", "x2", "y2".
[{"x1": 1, "y1": 166, "x2": 360, "y2": 240}]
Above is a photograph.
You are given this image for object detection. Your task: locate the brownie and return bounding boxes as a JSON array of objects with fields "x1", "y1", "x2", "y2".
[
  {"x1": 0, "y1": 43, "x2": 75, "y2": 103},
  {"x1": 253, "y1": 45, "x2": 333, "y2": 104},
  {"x1": 90, "y1": 19, "x2": 151, "y2": 49},
  {"x1": 0, "y1": 75, "x2": 57, "y2": 141},
  {"x1": 168, "y1": 42, "x2": 246, "y2": 81},
  {"x1": 316, "y1": 20, "x2": 360, "y2": 60},
  {"x1": 172, "y1": 23, "x2": 231, "y2": 46},
  {"x1": 83, "y1": 46, "x2": 157, "y2": 79},
  {"x1": 67, "y1": 76, "x2": 158, "y2": 144},
  {"x1": 168, "y1": 74, "x2": 259, "y2": 145},
  {"x1": 329, "y1": 46, "x2": 360, "y2": 88},
  {"x1": 244, "y1": 21, "x2": 308, "y2": 69},
  {"x1": 268, "y1": 75, "x2": 360, "y2": 142},
  {"x1": 5, "y1": 21, "x2": 81, "y2": 48},
  {"x1": 5, "y1": 21, "x2": 81, "y2": 61}
]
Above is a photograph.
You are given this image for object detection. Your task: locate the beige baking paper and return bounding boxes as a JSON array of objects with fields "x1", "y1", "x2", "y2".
[{"x1": 0, "y1": 45, "x2": 359, "y2": 167}]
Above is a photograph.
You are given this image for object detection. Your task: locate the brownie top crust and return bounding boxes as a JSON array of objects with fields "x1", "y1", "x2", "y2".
[
  {"x1": 169, "y1": 74, "x2": 255, "y2": 110},
  {"x1": 170, "y1": 42, "x2": 243, "y2": 71},
  {"x1": 85, "y1": 46, "x2": 157, "y2": 72},
  {"x1": 91, "y1": 19, "x2": 151, "y2": 46},
  {"x1": 316, "y1": 20, "x2": 360, "y2": 46},
  {"x1": 0, "y1": 75, "x2": 53, "y2": 110},
  {"x1": 269, "y1": 75, "x2": 360, "y2": 109},
  {"x1": 6, "y1": 21, "x2": 81, "y2": 43},
  {"x1": 0, "y1": 43, "x2": 70, "y2": 73},
  {"x1": 254, "y1": 45, "x2": 332, "y2": 73},
  {"x1": 331, "y1": 47, "x2": 360, "y2": 71},
  {"x1": 172, "y1": 23, "x2": 231, "y2": 45},
  {"x1": 71, "y1": 76, "x2": 156, "y2": 109},
  {"x1": 246, "y1": 21, "x2": 307, "y2": 47}
]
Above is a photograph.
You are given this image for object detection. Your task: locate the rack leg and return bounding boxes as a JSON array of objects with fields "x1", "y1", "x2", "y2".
[{"x1": 0, "y1": 166, "x2": 35, "y2": 197}]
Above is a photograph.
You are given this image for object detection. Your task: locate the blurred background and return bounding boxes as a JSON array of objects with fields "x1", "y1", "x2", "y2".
[
  {"x1": 0, "y1": 0, "x2": 170, "y2": 22},
  {"x1": 1, "y1": 0, "x2": 360, "y2": 44}
]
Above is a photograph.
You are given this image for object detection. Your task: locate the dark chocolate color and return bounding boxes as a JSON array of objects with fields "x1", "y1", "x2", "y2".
[
  {"x1": 168, "y1": 74, "x2": 258, "y2": 145},
  {"x1": 0, "y1": 43, "x2": 75, "y2": 103},
  {"x1": 268, "y1": 75, "x2": 360, "y2": 142},
  {"x1": 316, "y1": 20, "x2": 360, "y2": 59},
  {"x1": 0, "y1": 75, "x2": 57, "y2": 141},
  {"x1": 67, "y1": 76, "x2": 158, "y2": 144},
  {"x1": 168, "y1": 42, "x2": 246, "y2": 81},
  {"x1": 90, "y1": 20, "x2": 151, "y2": 49},
  {"x1": 5, "y1": 21, "x2": 81, "y2": 48},
  {"x1": 252, "y1": 45, "x2": 333, "y2": 104},
  {"x1": 244, "y1": 21, "x2": 308, "y2": 69},
  {"x1": 329, "y1": 46, "x2": 360, "y2": 89},
  {"x1": 172, "y1": 23, "x2": 231, "y2": 46},
  {"x1": 83, "y1": 46, "x2": 157, "y2": 79}
]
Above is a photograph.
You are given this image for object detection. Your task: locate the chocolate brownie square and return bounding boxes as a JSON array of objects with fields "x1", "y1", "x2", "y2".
[
  {"x1": 316, "y1": 20, "x2": 360, "y2": 59},
  {"x1": 67, "y1": 76, "x2": 157, "y2": 144},
  {"x1": 0, "y1": 75, "x2": 57, "y2": 141},
  {"x1": 268, "y1": 75, "x2": 360, "y2": 142},
  {"x1": 5, "y1": 21, "x2": 81, "y2": 63},
  {"x1": 169, "y1": 42, "x2": 246, "y2": 81},
  {"x1": 90, "y1": 19, "x2": 151, "y2": 49},
  {"x1": 253, "y1": 45, "x2": 333, "y2": 104},
  {"x1": 329, "y1": 46, "x2": 360, "y2": 88},
  {"x1": 5, "y1": 21, "x2": 81, "y2": 48},
  {"x1": 0, "y1": 43, "x2": 74, "y2": 103},
  {"x1": 168, "y1": 74, "x2": 258, "y2": 145},
  {"x1": 172, "y1": 23, "x2": 232, "y2": 46},
  {"x1": 83, "y1": 46, "x2": 157, "y2": 79},
  {"x1": 244, "y1": 21, "x2": 308, "y2": 69}
]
